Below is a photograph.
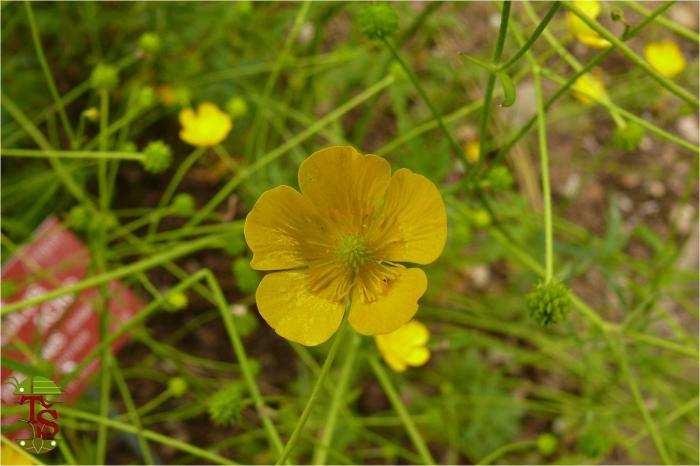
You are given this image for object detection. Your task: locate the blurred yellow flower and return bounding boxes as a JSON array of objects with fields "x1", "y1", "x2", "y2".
[
  {"x1": 179, "y1": 102, "x2": 232, "y2": 147},
  {"x1": 0, "y1": 441, "x2": 38, "y2": 465},
  {"x1": 464, "y1": 140, "x2": 480, "y2": 164},
  {"x1": 375, "y1": 319, "x2": 430, "y2": 372},
  {"x1": 245, "y1": 146, "x2": 446, "y2": 346},
  {"x1": 644, "y1": 40, "x2": 687, "y2": 78},
  {"x1": 566, "y1": 0, "x2": 610, "y2": 49},
  {"x1": 572, "y1": 72, "x2": 607, "y2": 105}
]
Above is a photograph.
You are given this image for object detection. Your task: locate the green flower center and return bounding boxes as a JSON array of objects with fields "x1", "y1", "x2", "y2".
[{"x1": 337, "y1": 235, "x2": 371, "y2": 271}]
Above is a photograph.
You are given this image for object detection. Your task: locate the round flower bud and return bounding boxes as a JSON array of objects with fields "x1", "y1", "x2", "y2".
[
  {"x1": 142, "y1": 140, "x2": 172, "y2": 174},
  {"x1": 537, "y1": 433, "x2": 558, "y2": 456},
  {"x1": 138, "y1": 32, "x2": 161, "y2": 55},
  {"x1": 90, "y1": 63, "x2": 119, "y2": 91},
  {"x1": 612, "y1": 121, "x2": 645, "y2": 151},
  {"x1": 165, "y1": 291, "x2": 188, "y2": 311},
  {"x1": 226, "y1": 97, "x2": 248, "y2": 119},
  {"x1": 482, "y1": 165, "x2": 513, "y2": 191},
  {"x1": 526, "y1": 280, "x2": 572, "y2": 326},
  {"x1": 67, "y1": 205, "x2": 91, "y2": 231},
  {"x1": 134, "y1": 86, "x2": 156, "y2": 109},
  {"x1": 357, "y1": 3, "x2": 398, "y2": 40},
  {"x1": 168, "y1": 377, "x2": 188, "y2": 397},
  {"x1": 87, "y1": 211, "x2": 117, "y2": 236},
  {"x1": 171, "y1": 193, "x2": 195, "y2": 216},
  {"x1": 470, "y1": 208, "x2": 491, "y2": 228}
]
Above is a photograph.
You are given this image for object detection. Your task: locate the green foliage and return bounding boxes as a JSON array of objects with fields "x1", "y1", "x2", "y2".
[
  {"x1": 232, "y1": 257, "x2": 260, "y2": 294},
  {"x1": 357, "y1": 3, "x2": 398, "y2": 40},
  {"x1": 207, "y1": 382, "x2": 246, "y2": 426}
]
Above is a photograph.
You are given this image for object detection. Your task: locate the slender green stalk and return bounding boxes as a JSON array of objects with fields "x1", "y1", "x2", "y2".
[
  {"x1": 565, "y1": 2, "x2": 698, "y2": 108},
  {"x1": 111, "y1": 361, "x2": 155, "y2": 464},
  {"x1": 312, "y1": 332, "x2": 361, "y2": 465},
  {"x1": 0, "y1": 148, "x2": 144, "y2": 160},
  {"x1": 276, "y1": 312, "x2": 349, "y2": 465},
  {"x1": 210, "y1": 272, "x2": 284, "y2": 456},
  {"x1": 24, "y1": 1, "x2": 75, "y2": 146},
  {"x1": 610, "y1": 338, "x2": 672, "y2": 464},
  {"x1": 59, "y1": 406, "x2": 235, "y2": 464},
  {"x1": 531, "y1": 68, "x2": 553, "y2": 280},
  {"x1": 148, "y1": 146, "x2": 205, "y2": 237},
  {"x1": 186, "y1": 75, "x2": 394, "y2": 228},
  {"x1": 381, "y1": 37, "x2": 463, "y2": 158},
  {"x1": 1, "y1": 235, "x2": 219, "y2": 315},
  {"x1": 497, "y1": 1, "x2": 561, "y2": 71},
  {"x1": 477, "y1": 1, "x2": 512, "y2": 161},
  {"x1": 369, "y1": 356, "x2": 435, "y2": 465},
  {"x1": 623, "y1": 0, "x2": 700, "y2": 43}
]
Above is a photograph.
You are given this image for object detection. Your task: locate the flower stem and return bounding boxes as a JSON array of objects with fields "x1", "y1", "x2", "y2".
[
  {"x1": 497, "y1": 1, "x2": 560, "y2": 71},
  {"x1": 381, "y1": 37, "x2": 463, "y2": 159},
  {"x1": 477, "y1": 1, "x2": 512, "y2": 161},
  {"x1": 369, "y1": 356, "x2": 435, "y2": 465},
  {"x1": 0, "y1": 148, "x2": 144, "y2": 160},
  {"x1": 211, "y1": 272, "x2": 285, "y2": 457},
  {"x1": 24, "y1": 1, "x2": 76, "y2": 147},
  {"x1": 531, "y1": 66, "x2": 553, "y2": 281},
  {"x1": 312, "y1": 331, "x2": 361, "y2": 465},
  {"x1": 276, "y1": 312, "x2": 349, "y2": 465}
]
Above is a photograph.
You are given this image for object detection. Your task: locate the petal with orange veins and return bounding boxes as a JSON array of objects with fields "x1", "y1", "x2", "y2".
[
  {"x1": 372, "y1": 168, "x2": 447, "y2": 265},
  {"x1": 298, "y1": 146, "x2": 391, "y2": 230},
  {"x1": 245, "y1": 185, "x2": 331, "y2": 271},
  {"x1": 349, "y1": 267, "x2": 427, "y2": 335},
  {"x1": 255, "y1": 271, "x2": 345, "y2": 346}
]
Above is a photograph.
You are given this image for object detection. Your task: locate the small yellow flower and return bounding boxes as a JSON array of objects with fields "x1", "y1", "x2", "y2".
[
  {"x1": 178, "y1": 102, "x2": 232, "y2": 147},
  {"x1": 375, "y1": 319, "x2": 430, "y2": 372},
  {"x1": 463, "y1": 140, "x2": 480, "y2": 164},
  {"x1": 245, "y1": 146, "x2": 447, "y2": 346},
  {"x1": 572, "y1": 71, "x2": 608, "y2": 105},
  {"x1": 644, "y1": 40, "x2": 687, "y2": 79},
  {"x1": 566, "y1": 0, "x2": 610, "y2": 49}
]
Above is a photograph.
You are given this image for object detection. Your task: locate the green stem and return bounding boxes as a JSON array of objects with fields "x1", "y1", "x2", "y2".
[
  {"x1": 477, "y1": 440, "x2": 537, "y2": 465},
  {"x1": 497, "y1": 1, "x2": 561, "y2": 71},
  {"x1": 276, "y1": 313, "x2": 349, "y2": 465},
  {"x1": 148, "y1": 146, "x2": 205, "y2": 237},
  {"x1": 381, "y1": 37, "x2": 463, "y2": 159},
  {"x1": 531, "y1": 67, "x2": 553, "y2": 280},
  {"x1": 186, "y1": 75, "x2": 394, "y2": 228},
  {"x1": 111, "y1": 361, "x2": 155, "y2": 464},
  {"x1": 609, "y1": 338, "x2": 672, "y2": 464},
  {"x1": 59, "y1": 406, "x2": 235, "y2": 465},
  {"x1": 565, "y1": 1, "x2": 698, "y2": 108},
  {"x1": 369, "y1": 356, "x2": 435, "y2": 465},
  {"x1": 24, "y1": 1, "x2": 76, "y2": 146},
  {"x1": 623, "y1": 0, "x2": 700, "y2": 43},
  {"x1": 209, "y1": 272, "x2": 284, "y2": 456},
  {"x1": 312, "y1": 332, "x2": 361, "y2": 465},
  {"x1": 1, "y1": 235, "x2": 219, "y2": 315},
  {"x1": 477, "y1": 1, "x2": 512, "y2": 161},
  {"x1": 0, "y1": 148, "x2": 144, "y2": 160}
]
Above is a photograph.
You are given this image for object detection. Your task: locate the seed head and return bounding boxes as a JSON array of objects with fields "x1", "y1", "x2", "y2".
[
  {"x1": 526, "y1": 280, "x2": 572, "y2": 326},
  {"x1": 357, "y1": 3, "x2": 398, "y2": 40},
  {"x1": 90, "y1": 63, "x2": 119, "y2": 91},
  {"x1": 142, "y1": 140, "x2": 172, "y2": 174},
  {"x1": 138, "y1": 32, "x2": 161, "y2": 55},
  {"x1": 171, "y1": 193, "x2": 195, "y2": 216},
  {"x1": 168, "y1": 377, "x2": 188, "y2": 397}
]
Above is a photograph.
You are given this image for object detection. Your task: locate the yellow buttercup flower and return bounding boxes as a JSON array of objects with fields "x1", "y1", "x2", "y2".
[
  {"x1": 375, "y1": 319, "x2": 430, "y2": 372},
  {"x1": 572, "y1": 72, "x2": 608, "y2": 105},
  {"x1": 644, "y1": 40, "x2": 687, "y2": 79},
  {"x1": 566, "y1": 0, "x2": 610, "y2": 49},
  {"x1": 179, "y1": 102, "x2": 232, "y2": 147},
  {"x1": 244, "y1": 146, "x2": 447, "y2": 346},
  {"x1": 464, "y1": 140, "x2": 480, "y2": 164}
]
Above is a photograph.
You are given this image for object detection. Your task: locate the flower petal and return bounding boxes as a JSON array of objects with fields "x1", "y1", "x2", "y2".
[
  {"x1": 298, "y1": 146, "x2": 391, "y2": 230},
  {"x1": 245, "y1": 185, "x2": 330, "y2": 271},
  {"x1": 349, "y1": 267, "x2": 427, "y2": 335},
  {"x1": 178, "y1": 108, "x2": 195, "y2": 127},
  {"x1": 374, "y1": 168, "x2": 447, "y2": 265},
  {"x1": 255, "y1": 271, "x2": 345, "y2": 346}
]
